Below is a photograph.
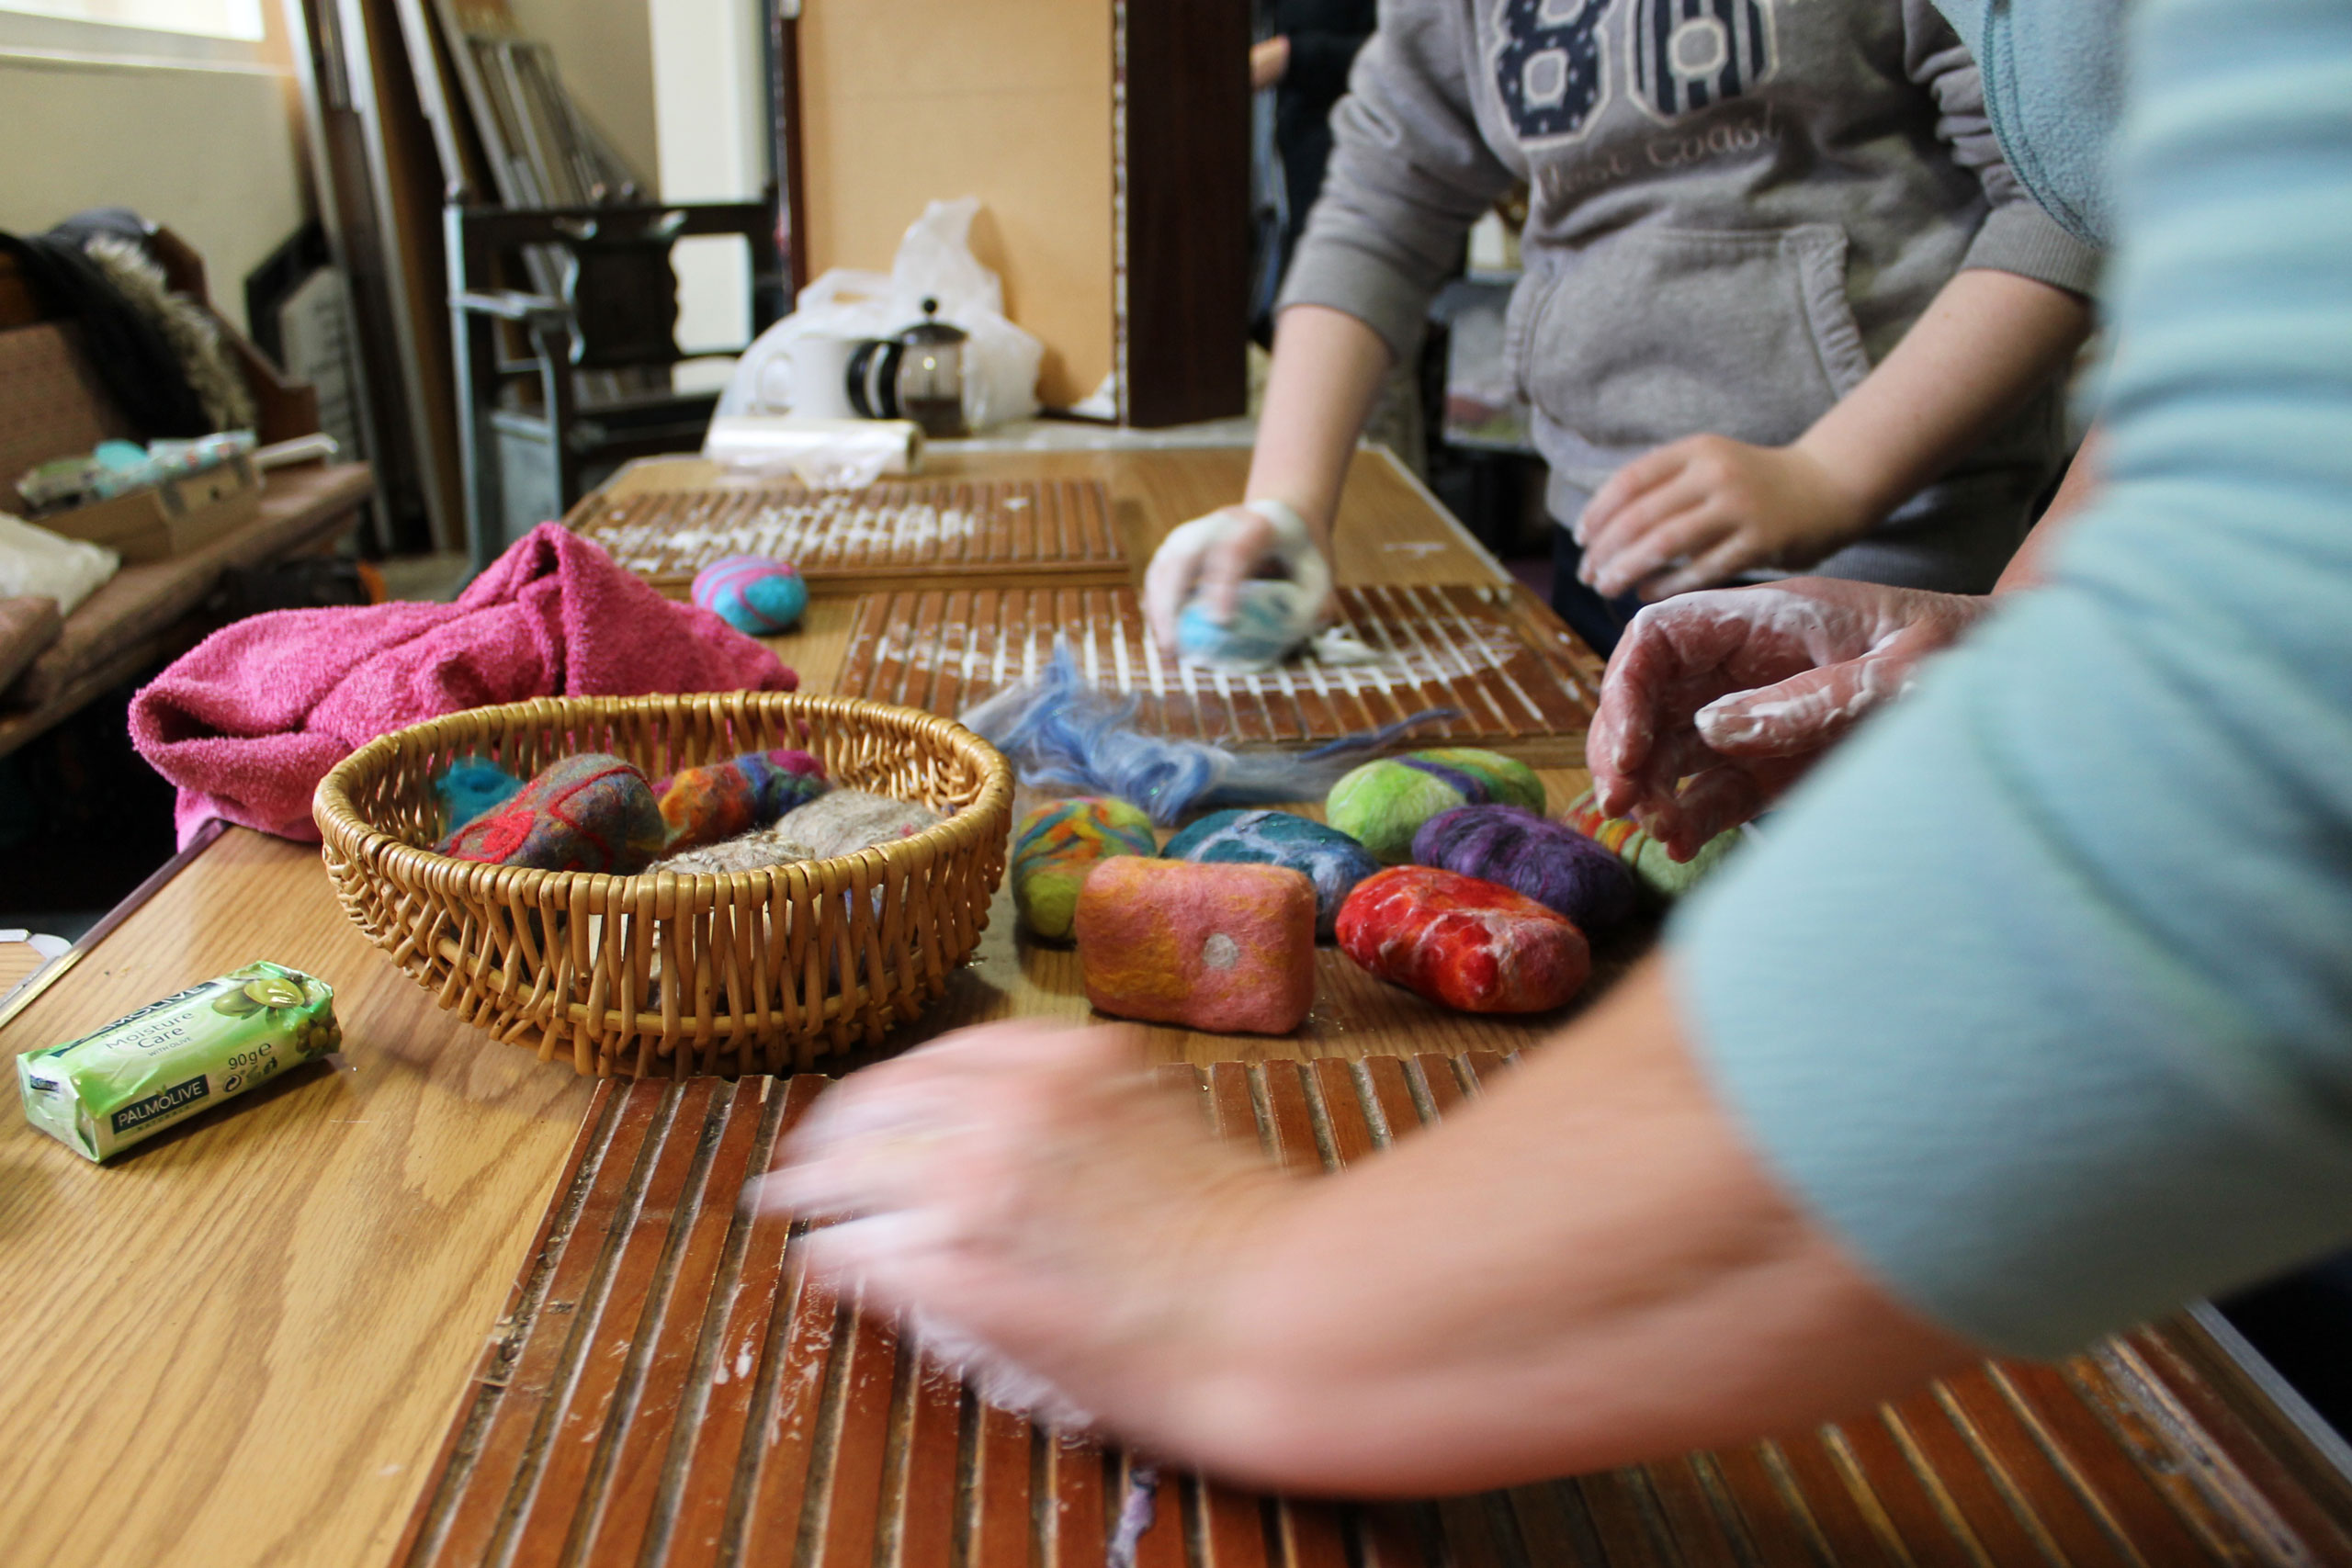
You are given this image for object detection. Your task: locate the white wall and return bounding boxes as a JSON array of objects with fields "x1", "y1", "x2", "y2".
[
  {"x1": 649, "y1": 0, "x2": 765, "y2": 355},
  {"x1": 0, "y1": 53, "x2": 306, "y2": 333}
]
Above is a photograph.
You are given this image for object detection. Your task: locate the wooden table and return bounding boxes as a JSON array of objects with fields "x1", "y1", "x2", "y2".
[{"x1": 2, "y1": 447, "x2": 2346, "y2": 1567}]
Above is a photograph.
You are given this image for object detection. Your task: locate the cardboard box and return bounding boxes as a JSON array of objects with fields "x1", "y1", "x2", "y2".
[{"x1": 37, "y1": 455, "x2": 260, "y2": 564}]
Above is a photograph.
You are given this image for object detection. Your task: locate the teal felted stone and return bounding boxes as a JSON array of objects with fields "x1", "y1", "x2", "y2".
[
  {"x1": 1160, "y1": 808, "x2": 1377, "y2": 939},
  {"x1": 441, "y1": 752, "x2": 666, "y2": 874},
  {"x1": 1325, "y1": 748, "x2": 1547, "y2": 863},
  {"x1": 435, "y1": 754, "x2": 523, "y2": 836},
  {"x1": 693, "y1": 555, "x2": 808, "y2": 634},
  {"x1": 1012, "y1": 796, "x2": 1158, "y2": 940}
]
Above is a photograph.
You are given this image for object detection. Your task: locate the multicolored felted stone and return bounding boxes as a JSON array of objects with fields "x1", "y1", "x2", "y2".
[
  {"x1": 692, "y1": 555, "x2": 808, "y2": 635},
  {"x1": 1075, "y1": 858, "x2": 1317, "y2": 1034},
  {"x1": 1160, "y1": 807, "x2": 1377, "y2": 939},
  {"x1": 1410, "y1": 804, "x2": 1636, "y2": 931},
  {"x1": 1562, "y1": 788, "x2": 1741, "y2": 900},
  {"x1": 1325, "y1": 748, "x2": 1546, "y2": 863},
  {"x1": 780, "y1": 787, "x2": 943, "y2": 859},
  {"x1": 434, "y1": 754, "x2": 523, "y2": 836},
  {"x1": 653, "y1": 748, "x2": 828, "y2": 851},
  {"x1": 442, "y1": 752, "x2": 666, "y2": 874},
  {"x1": 1012, "y1": 796, "x2": 1158, "y2": 940},
  {"x1": 1335, "y1": 865, "x2": 1589, "y2": 1013}
]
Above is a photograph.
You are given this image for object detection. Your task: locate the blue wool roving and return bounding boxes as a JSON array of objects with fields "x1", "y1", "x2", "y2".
[
  {"x1": 435, "y1": 754, "x2": 524, "y2": 835},
  {"x1": 1162, "y1": 808, "x2": 1379, "y2": 940},
  {"x1": 693, "y1": 555, "x2": 808, "y2": 635},
  {"x1": 961, "y1": 643, "x2": 1453, "y2": 825},
  {"x1": 1177, "y1": 580, "x2": 1319, "y2": 671}
]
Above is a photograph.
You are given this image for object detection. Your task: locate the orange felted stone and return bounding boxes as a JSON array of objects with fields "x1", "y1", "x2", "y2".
[
  {"x1": 1074, "y1": 858, "x2": 1317, "y2": 1035},
  {"x1": 1335, "y1": 865, "x2": 1589, "y2": 1013}
]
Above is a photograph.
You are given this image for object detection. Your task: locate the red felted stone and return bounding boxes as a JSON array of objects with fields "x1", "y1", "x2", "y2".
[
  {"x1": 1074, "y1": 858, "x2": 1317, "y2": 1035},
  {"x1": 1335, "y1": 866, "x2": 1589, "y2": 1013}
]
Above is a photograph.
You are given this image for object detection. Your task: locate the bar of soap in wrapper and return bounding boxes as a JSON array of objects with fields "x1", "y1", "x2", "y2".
[{"x1": 16, "y1": 961, "x2": 340, "y2": 1162}]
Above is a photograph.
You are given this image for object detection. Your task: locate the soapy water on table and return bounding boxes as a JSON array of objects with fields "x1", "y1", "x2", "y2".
[
  {"x1": 871, "y1": 604, "x2": 1532, "y2": 695},
  {"x1": 601, "y1": 499, "x2": 979, "y2": 572}
]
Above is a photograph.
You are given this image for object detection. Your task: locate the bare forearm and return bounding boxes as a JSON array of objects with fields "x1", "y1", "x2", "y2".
[
  {"x1": 1995, "y1": 431, "x2": 2102, "y2": 593},
  {"x1": 1160, "y1": 960, "x2": 1977, "y2": 1494},
  {"x1": 1246, "y1": 304, "x2": 1395, "y2": 548},
  {"x1": 1797, "y1": 271, "x2": 2091, "y2": 524}
]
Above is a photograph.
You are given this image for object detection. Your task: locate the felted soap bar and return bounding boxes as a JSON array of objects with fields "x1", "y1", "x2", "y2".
[
  {"x1": 1325, "y1": 748, "x2": 1546, "y2": 863},
  {"x1": 1335, "y1": 866, "x2": 1589, "y2": 1014},
  {"x1": 693, "y1": 555, "x2": 808, "y2": 635},
  {"x1": 1411, "y1": 805, "x2": 1636, "y2": 931},
  {"x1": 1012, "y1": 796, "x2": 1158, "y2": 941},
  {"x1": 434, "y1": 755, "x2": 523, "y2": 836},
  {"x1": 1562, "y1": 788, "x2": 1741, "y2": 900},
  {"x1": 1176, "y1": 580, "x2": 1317, "y2": 671},
  {"x1": 1160, "y1": 807, "x2": 1377, "y2": 940},
  {"x1": 442, "y1": 752, "x2": 667, "y2": 874},
  {"x1": 781, "y1": 787, "x2": 944, "y2": 859},
  {"x1": 653, "y1": 748, "x2": 828, "y2": 852},
  {"x1": 1075, "y1": 858, "x2": 1317, "y2": 1034}
]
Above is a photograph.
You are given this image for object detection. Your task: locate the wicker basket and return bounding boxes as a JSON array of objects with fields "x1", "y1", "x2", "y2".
[{"x1": 313, "y1": 692, "x2": 1012, "y2": 1077}]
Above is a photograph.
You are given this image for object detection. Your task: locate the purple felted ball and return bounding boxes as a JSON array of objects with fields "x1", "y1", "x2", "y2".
[
  {"x1": 1409, "y1": 805, "x2": 1637, "y2": 932},
  {"x1": 693, "y1": 555, "x2": 807, "y2": 635}
]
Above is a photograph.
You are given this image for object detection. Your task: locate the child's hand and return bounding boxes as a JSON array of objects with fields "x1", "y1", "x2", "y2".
[{"x1": 1576, "y1": 435, "x2": 1876, "y2": 601}]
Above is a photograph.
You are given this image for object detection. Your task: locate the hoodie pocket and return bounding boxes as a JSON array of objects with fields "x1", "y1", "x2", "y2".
[{"x1": 1520, "y1": 224, "x2": 1873, "y2": 451}]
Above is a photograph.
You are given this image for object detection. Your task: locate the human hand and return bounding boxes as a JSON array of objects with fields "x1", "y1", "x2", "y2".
[
  {"x1": 1577, "y1": 435, "x2": 1877, "y2": 601},
  {"x1": 1142, "y1": 498, "x2": 1332, "y2": 655},
  {"x1": 1588, "y1": 579, "x2": 1991, "y2": 857},
  {"x1": 1250, "y1": 35, "x2": 1292, "y2": 90},
  {"x1": 754, "y1": 1021, "x2": 1295, "y2": 1438}
]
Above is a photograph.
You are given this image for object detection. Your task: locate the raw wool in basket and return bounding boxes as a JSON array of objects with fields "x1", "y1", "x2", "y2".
[
  {"x1": 1410, "y1": 804, "x2": 1636, "y2": 931},
  {"x1": 441, "y1": 752, "x2": 666, "y2": 874},
  {"x1": 434, "y1": 754, "x2": 524, "y2": 836},
  {"x1": 1159, "y1": 808, "x2": 1377, "y2": 941},
  {"x1": 652, "y1": 748, "x2": 828, "y2": 852},
  {"x1": 1561, "y1": 787, "x2": 1743, "y2": 900},
  {"x1": 1335, "y1": 865, "x2": 1589, "y2": 1014},
  {"x1": 960, "y1": 642, "x2": 1450, "y2": 826},
  {"x1": 1075, "y1": 858, "x2": 1317, "y2": 1035},
  {"x1": 647, "y1": 821, "x2": 817, "y2": 876},
  {"x1": 778, "y1": 787, "x2": 943, "y2": 859},
  {"x1": 1325, "y1": 749, "x2": 1546, "y2": 863},
  {"x1": 1011, "y1": 796, "x2": 1158, "y2": 941}
]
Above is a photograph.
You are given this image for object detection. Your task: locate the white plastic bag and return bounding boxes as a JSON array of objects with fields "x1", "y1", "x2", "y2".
[
  {"x1": 718, "y1": 197, "x2": 1043, "y2": 433},
  {"x1": 0, "y1": 512, "x2": 119, "y2": 616}
]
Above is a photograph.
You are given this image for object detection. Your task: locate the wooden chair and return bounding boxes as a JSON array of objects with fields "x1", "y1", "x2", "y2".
[{"x1": 447, "y1": 201, "x2": 784, "y2": 570}]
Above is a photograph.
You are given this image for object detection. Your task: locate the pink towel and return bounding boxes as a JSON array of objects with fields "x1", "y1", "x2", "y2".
[{"x1": 130, "y1": 523, "x2": 797, "y2": 847}]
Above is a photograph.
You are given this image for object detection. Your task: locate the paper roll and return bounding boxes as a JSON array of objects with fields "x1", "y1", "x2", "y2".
[{"x1": 702, "y1": 416, "x2": 924, "y2": 490}]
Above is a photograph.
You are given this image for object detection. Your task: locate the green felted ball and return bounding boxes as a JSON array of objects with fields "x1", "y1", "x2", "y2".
[
  {"x1": 1325, "y1": 749, "x2": 1546, "y2": 863},
  {"x1": 1011, "y1": 795, "x2": 1158, "y2": 941}
]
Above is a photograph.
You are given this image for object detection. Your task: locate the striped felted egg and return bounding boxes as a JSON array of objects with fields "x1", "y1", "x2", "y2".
[
  {"x1": 1161, "y1": 807, "x2": 1377, "y2": 939},
  {"x1": 1410, "y1": 804, "x2": 1635, "y2": 931},
  {"x1": 1562, "y1": 788, "x2": 1741, "y2": 900},
  {"x1": 1325, "y1": 748, "x2": 1546, "y2": 863},
  {"x1": 652, "y1": 748, "x2": 828, "y2": 851},
  {"x1": 1012, "y1": 796, "x2": 1159, "y2": 940},
  {"x1": 692, "y1": 555, "x2": 807, "y2": 635}
]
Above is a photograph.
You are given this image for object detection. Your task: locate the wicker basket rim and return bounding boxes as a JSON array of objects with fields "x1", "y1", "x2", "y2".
[{"x1": 312, "y1": 690, "x2": 1012, "y2": 901}]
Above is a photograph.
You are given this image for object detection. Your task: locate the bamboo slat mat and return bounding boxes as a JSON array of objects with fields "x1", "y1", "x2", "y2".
[
  {"x1": 835, "y1": 584, "x2": 1600, "y2": 753},
  {"x1": 395, "y1": 1058, "x2": 2352, "y2": 1568},
  {"x1": 568, "y1": 479, "x2": 1127, "y2": 596}
]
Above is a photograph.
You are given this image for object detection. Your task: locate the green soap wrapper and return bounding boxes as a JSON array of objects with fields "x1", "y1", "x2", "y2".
[{"x1": 16, "y1": 961, "x2": 341, "y2": 1162}]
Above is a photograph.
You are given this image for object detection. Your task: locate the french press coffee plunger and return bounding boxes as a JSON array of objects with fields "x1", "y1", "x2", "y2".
[{"x1": 846, "y1": 298, "x2": 969, "y2": 438}]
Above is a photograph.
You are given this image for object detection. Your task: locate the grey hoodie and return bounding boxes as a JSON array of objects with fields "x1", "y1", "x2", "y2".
[{"x1": 1280, "y1": 0, "x2": 2102, "y2": 592}]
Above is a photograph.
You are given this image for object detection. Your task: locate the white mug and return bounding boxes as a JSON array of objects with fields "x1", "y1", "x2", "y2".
[{"x1": 784, "y1": 333, "x2": 859, "y2": 419}]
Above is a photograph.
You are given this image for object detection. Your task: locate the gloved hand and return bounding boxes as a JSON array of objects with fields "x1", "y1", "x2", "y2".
[
  {"x1": 1588, "y1": 578, "x2": 1992, "y2": 858},
  {"x1": 1142, "y1": 499, "x2": 1333, "y2": 656},
  {"x1": 1576, "y1": 435, "x2": 1875, "y2": 600}
]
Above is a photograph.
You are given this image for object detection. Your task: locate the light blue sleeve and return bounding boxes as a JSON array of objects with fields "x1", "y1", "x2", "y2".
[{"x1": 1673, "y1": 0, "x2": 2352, "y2": 1358}]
